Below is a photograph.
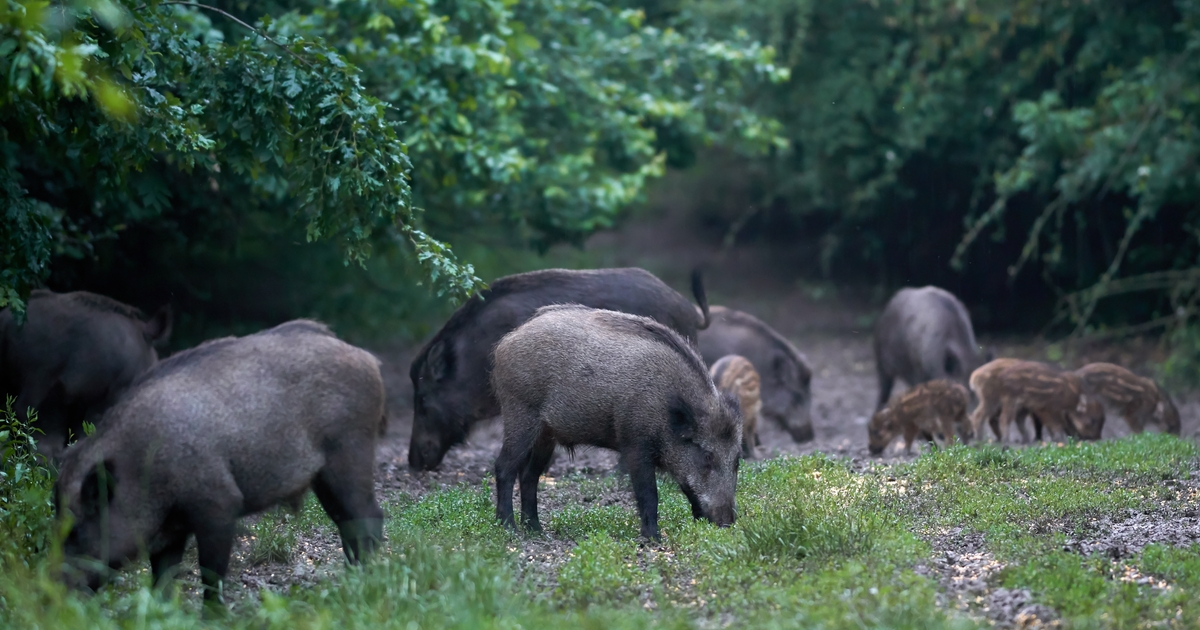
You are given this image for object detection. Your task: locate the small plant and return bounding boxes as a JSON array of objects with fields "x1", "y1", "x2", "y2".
[
  {"x1": 555, "y1": 533, "x2": 656, "y2": 606},
  {"x1": 247, "y1": 510, "x2": 298, "y2": 566},
  {"x1": 742, "y1": 504, "x2": 877, "y2": 562},
  {"x1": 0, "y1": 396, "x2": 56, "y2": 565}
]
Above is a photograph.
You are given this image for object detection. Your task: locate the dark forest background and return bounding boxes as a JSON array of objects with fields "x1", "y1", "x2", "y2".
[{"x1": 5, "y1": 0, "x2": 1200, "y2": 379}]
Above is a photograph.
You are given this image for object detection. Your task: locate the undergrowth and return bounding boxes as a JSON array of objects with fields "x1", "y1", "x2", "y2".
[{"x1": 2, "y1": 419, "x2": 1199, "y2": 627}]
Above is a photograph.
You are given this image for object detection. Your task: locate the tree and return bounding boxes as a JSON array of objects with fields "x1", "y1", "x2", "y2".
[
  {"x1": 1, "y1": 0, "x2": 483, "y2": 316},
  {"x1": 1, "y1": 0, "x2": 785, "y2": 332},
  {"x1": 671, "y1": 0, "x2": 1199, "y2": 337}
]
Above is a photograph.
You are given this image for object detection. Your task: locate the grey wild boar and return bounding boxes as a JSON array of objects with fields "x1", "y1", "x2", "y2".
[
  {"x1": 710, "y1": 354, "x2": 762, "y2": 458},
  {"x1": 0, "y1": 290, "x2": 172, "y2": 459},
  {"x1": 491, "y1": 304, "x2": 741, "y2": 540},
  {"x1": 409, "y1": 267, "x2": 711, "y2": 471},
  {"x1": 698, "y1": 306, "x2": 814, "y2": 442},
  {"x1": 969, "y1": 359, "x2": 1105, "y2": 443},
  {"x1": 874, "y1": 286, "x2": 990, "y2": 410},
  {"x1": 55, "y1": 320, "x2": 385, "y2": 604},
  {"x1": 868, "y1": 380, "x2": 969, "y2": 455},
  {"x1": 1075, "y1": 362, "x2": 1180, "y2": 435}
]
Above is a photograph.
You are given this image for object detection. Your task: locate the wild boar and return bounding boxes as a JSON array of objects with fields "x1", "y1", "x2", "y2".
[
  {"x1": 868, "y1": 380, "x2": 969, "y2": 455},
  {"x1": 0, "y1": 290, "x2": 172, "y2": 459},
  {"x1": 710, "y1": 354, "x2": 761, "y2": 458},
  {"x1": 409, "y1": 267, "x2": 711, "y2": 471},
  {"x1": 55, "y1": 320, "x2": 385, "y2": 604},
  {"x1": 1075, "y1": 363, "x2": 1181, "y2": 435},
  {"x1": 698, "y1": 306, "x2": 814, "y2": 442},
  {"x1": 874, "y1": 286, "x2": 990, "y2": 410},
  {"x1": 969, "y1": 359, "x2": 1105, "y2": 443},
  {"x1": 491, "y1": 304, "x2": 741, "y2": 540}
]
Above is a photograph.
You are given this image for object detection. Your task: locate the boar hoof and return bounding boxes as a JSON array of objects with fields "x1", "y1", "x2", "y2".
[{"x1": 640, "y1": 528, "x2": 662, "y2": 542}]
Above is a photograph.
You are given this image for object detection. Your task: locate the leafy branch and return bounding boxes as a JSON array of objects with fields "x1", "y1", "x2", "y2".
[{"x1": 137, "y1": 1, "x2": 313, "y2": 68}]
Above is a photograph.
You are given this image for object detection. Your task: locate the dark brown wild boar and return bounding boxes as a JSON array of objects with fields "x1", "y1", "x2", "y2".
[
  {"x1": 698, "y1": 306, "x2": 814, "y2": 442},
  {"x1": 868, "y1": 380, "x2": 969, "y2": 455},
  {"x1": 0, "y1": 290, "x2": 171, "y2": 459},
  {"x1": 969, "y1": 359, "x2": 1104, "y2": 443},
  {"x1": 55, "y1": 320, "x2": 385, "y2": 605},
  {"x1": 710, "y1": 354, "x2": 761, "y2": 459},
  {"x1": 409, "y1": 267, "x2": 711, "y2": 471},
  {"x1": 1075, "y1": 363, "x2": 1180, "y2": 435},
  {"x1": 491, "y1": 305, "x2": 741, "y2": 540},
  {"x1": 874, "y1": 286, "x2": 990, "y2": 410}
]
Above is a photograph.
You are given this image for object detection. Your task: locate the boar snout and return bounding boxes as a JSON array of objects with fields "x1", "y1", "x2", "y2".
[
  {"x1": 407, "y1": 443, "x2": 443, "y2": 471},
  {"x1": 706, "y1": 502, "x2": 737, "y2": 528},
  {"x1": 407, "y1": 427, "x2": 450, "y2": 471},
  {"x1": 773, "y1": 407, "x2": 813, "y2": 443}
]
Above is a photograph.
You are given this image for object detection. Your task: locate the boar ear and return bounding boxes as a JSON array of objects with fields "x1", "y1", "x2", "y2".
[
  {"x1": 668, "y1": 397, "x2": 697, "y2": 442},
  {"x1": 143, "y1": 305, "x2": 173, "y2": 348},
  {"x1": 426, "y1": 341, "x2": 452, "y2": 382},
  {"x1": 79, "y1": 460, "x2": 117, "y2": 516},
  {"x1": 717, "y1": 392, "x2": 741, "y2": 443}
]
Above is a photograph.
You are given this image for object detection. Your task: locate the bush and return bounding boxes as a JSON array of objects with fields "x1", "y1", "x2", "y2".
[{"x1": 0, "y1": 396, "x2": 56, "y2": 566}]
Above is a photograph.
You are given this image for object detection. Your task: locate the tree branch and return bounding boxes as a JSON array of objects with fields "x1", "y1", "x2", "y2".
[{"x1": 139, "y1": 1, "x2": 313, "y2": 69}]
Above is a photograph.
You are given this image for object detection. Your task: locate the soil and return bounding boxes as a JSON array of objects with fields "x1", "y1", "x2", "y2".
[{"x1": 170, "y1": 203, "x2": 1200, "y2": 623}]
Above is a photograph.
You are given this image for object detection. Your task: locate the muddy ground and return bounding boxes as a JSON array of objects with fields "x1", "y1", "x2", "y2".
[{"x1": 206, "y1": 206, "x2": 1200, "y2": 624}]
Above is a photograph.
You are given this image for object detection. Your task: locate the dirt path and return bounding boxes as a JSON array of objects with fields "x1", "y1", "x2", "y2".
[{"x1": 370, "y1": 203, "x2": 1200, "y2": 495}]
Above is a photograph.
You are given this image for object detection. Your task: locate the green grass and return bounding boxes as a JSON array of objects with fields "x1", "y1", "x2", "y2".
[
  {"x1": 896, "y1": 434, "x2": 1200, "y2": 627},
  {"x1": 3, "y1": 432, "x2": 1200, "y2": 627}
]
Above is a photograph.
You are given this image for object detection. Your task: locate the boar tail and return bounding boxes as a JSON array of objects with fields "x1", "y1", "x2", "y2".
[{"x1": 691, "y1": 267, "x2": 711, "y2": 331}]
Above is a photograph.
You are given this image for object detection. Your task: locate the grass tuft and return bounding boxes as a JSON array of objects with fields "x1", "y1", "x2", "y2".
[
  {"x1": 555, "y1": 533, "x2": 657, "y2": 606},
  {"x1": 246, "y1": 510, "x2": 298, "y2": 566}
]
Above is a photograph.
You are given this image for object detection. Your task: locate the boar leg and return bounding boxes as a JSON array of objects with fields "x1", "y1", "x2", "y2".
[
  {"x1": 902, "y1": 424, "x2": 918, "y2": 454},
  {"x1": 518, "y1": 429, "x2": 556, "y2": 533},
  {"x1": 312, "y1": 454, "x2": 385, "y2": 563},
  {"x1": 997, "y1": 401, "x2": 1021, "y2": 444},
  {"x1": 494, "y1": 408, "x2": 540, "y2": 532},
  {"x1": 624, "y1": 450, "x2": 661, "y2": 540},
  {"x1": 150, "y1": 534, "x2": 189, "y2": 588},
  {"x1": 194, "y1": 520, "x2": 237, "y2": 604},
  {"x1": 1011, "y1": 410, "x2": 1032, "y2": 444},
  {"x1": 969, "y1": 402, "x2": 997, "y2": 443},
  {"x1": 1044, "y1": 413, "x2": 1068, "y2": 442},
  {"x1": 876, "y1": 371, "x2": 895, "y2": 411}
]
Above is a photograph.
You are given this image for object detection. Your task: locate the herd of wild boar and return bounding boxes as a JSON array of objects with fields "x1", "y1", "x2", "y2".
[{"x1": 0, "y1": 269, "x2": 1183, "y2": 606}]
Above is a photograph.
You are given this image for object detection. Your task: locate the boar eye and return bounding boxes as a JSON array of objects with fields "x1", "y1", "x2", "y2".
[{"x1": 704, "y1": 450, "x2": 717, "y2": 470}]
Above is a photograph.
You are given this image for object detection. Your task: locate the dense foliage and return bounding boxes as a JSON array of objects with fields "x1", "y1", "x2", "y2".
[
  {"x1": 1, "y1": 0, "x2": 488, "y2": 316},
  {"x1": 0, "y1": 398, "x2": 55, "y2": 566},
  {"x1": 1, "y1": 0, "x2": 783, "y2": 337},
  {"x1": 6, "y1": 0, "x2": 1200, "y2": 348},
  {"x1": 668, "y1": 0, "x2": 1200, "y2": 337}
]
